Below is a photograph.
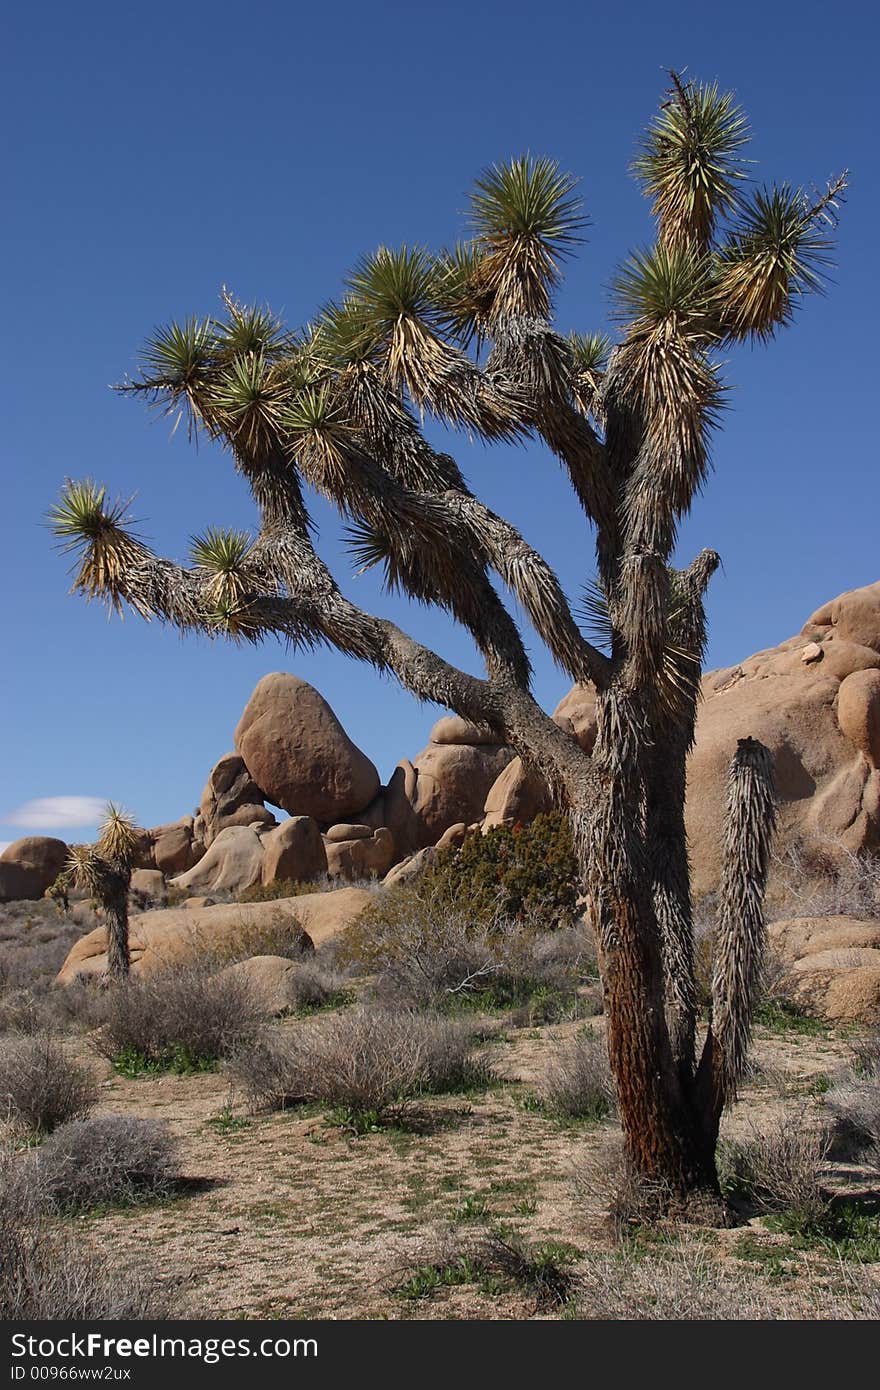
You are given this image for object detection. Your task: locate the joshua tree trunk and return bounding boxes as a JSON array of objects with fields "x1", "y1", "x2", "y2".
[{"x1": 102, "y1": 868, "x2": 132, "y2": 982}]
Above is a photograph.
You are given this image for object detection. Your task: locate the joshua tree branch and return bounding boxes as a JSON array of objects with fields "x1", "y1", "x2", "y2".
[{"x1": 695, "y1": 737, "x2": 776, "y2": 1134}]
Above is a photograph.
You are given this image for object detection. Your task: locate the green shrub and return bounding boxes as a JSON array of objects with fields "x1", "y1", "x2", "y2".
[{"x1": 425, "y1": 814, "x2": 579, "y2": 929}]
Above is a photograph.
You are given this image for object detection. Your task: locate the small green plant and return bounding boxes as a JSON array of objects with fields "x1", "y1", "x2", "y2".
[
  {"x1": 452, "y1": 1194, "x2": 491, "y2": 1223},
  {"x1": 754, "y1": 998, "x2": 827, "y2": 1036},
  {"x1": 206, "y1": 1105, "x2": 252, "y2": 1136},
  {"x1": 110, "y1": 1045, "x2": 218, "y2": 1077},
  {"x1": 766, "y1": 1200, "x2": 880, "y2": 1259},
  {"x1": 395, "y1": 1256, "x2": 482, "y2": 1301},
  {"x1": 731, "y1": 1233, "x2": 799, "y2": 1281}
]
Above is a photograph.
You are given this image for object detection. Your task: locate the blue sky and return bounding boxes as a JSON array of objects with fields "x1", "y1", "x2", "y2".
[{"x1": 2, "y1": 0, "x2": 876, "y2": 848}]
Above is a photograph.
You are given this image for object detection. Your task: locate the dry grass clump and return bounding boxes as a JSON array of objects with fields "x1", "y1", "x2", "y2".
[
  {"x1": 30, "y1": 1115, "x2": 180, "y2": 1211},
  {"x1": 718, "y1": 1113, "x2": 832, "y2": 1228},
  {"x1": 282, "y1": 960, "x2": 351, "y2": 1013},
  {"x1": 0, "y1": 1143, "x2": 173, "y2": 1319},
  {"x1": 539, "y1": 1029, "x2": 616, "y2": 1121},
  {"x1": 237, "y1": 878, "x2": 330, "y2": 903},
  {"x1": 825, "y1": 1027, "x2": 880, "y2": 1165},
  {"x1": 851, "y1": 1026, "x2": 880, "y2": 1078},
  {"x1": 770, "y1": 843, "x2": 880, "y2": 920},
  {"x1": 0, "y1": 1034, "x2": 97, "y2": 1136},
  {"x1": 0, "y1": 905, "x2": 101, "y2": 1036},
  {"x1": 229, "y1": 1007, "x2": 494, "y2": 1122},
  {"x1": 574, "y1": 1243, "x2": 873, "y2": 1320},
  {"x1": 574, "y1": 1133, "x2": 727, "y2": 1232},
  {"x1": 91, "y1": 964, "x2": 267, "y2": 1073},
  {"x1": 201, "y1": 907, "x2": 314, "y2": 965}
]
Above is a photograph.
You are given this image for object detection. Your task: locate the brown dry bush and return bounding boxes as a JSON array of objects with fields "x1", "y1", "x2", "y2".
[
  {"x1": 282, "y1": 960, "x2": 351, "y2": 1013},
  {"x1": 200, "y1": 907, "x2": 314, "y2": 965},
  {"x1": 229, "y1": 1007, "x2": 494, "y2": 1119},
  {"x1": 31, "y1": 1115, "x2": 180, "y2": 1211},
  {"x1": 771, "y1": 843, "x2": 880, "y2": 920},
  {"x1": 825, "y1": 1028, "x2": 880, "y2": 1164},
  {"x1": 0, "y1": 1034, "x2": 97, "y2": 1136},
  {"x1": 0, "y1": 1145, "x2": 173, "y2": 1319},
  {"x1": 851, "y1": 1026, "x2": 880, "y2": 1078},
  {"x1": 825, "y1": 1080, "x2": 880, "y2": 1165},
  {"x1": 341, "y1": 883, "x2": 595, "y2": 1014},
  {"x1": 574, "y1": 1244, "x2": 872, "y2": 1320},
  {"x1": 91, "y1": 964, "x2": 267, "y2": 1071},
  {"x1": 540, "y1": 1029, "x2": 616, "y2": 1121},
  {"x1": 574, "y1": 1134, "x2": 708, "y2": 1232},
  {"x1": 0, "y1": 906, "x2": 101, "y2": 1036},
  {"x1": 718, "y1": 1113, "x2": 832, "y2": 1227}
]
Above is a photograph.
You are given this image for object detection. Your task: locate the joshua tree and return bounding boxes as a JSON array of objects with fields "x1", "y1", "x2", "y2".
[
  {"x1": 51, "y1": 75, "x2": 845, "y2": 1200},
  {"x1": 65, "y1": 805, "x2": 140, "y2": 981}
]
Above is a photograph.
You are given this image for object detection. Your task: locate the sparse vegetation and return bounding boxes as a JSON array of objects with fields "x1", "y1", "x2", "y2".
[
  {"x1": 91, "y1": 964, "x2": 266, "y2": 1074},
  {"x1": 0, "y1": 1143, "x2": 173, "y2": 1318},
  {"x1": 572, "y1": 1243, "x2": 877, "y2": 1319},
  {"x1": 29, "y1": 1115, "x2": 180, "y2": 1211},
  {"x1": 201, "y1": 907, "x2": 313, "y2": 964},
  {"x1": 0, "y1": 1034, "x2": 97, "y2": 1136},
  {"x1": 342, "y1": 882, "x2": 596, "y2": 1016},
  {"x1": 718, "y1": 1115, "x2": 832, "y2": 1232},
  {"x1": 229, "y1": 1007, "x2": 494, "y2": 1124},
  {"x1": 538, "y1": 1028, "x2": 616, "y2": 1122},
  {"x1": 237, "y1": 878, "x2": 328, "y2": 904},
  {"x1": 825, "y1": 1027, "x2": 880, "y2": 1164},
  {"x1": 394, "y1": 1227, "x2": 579, "y2": 1309},
  {"x1": 771, "y1": 843, "x2": 880, "y2": 920}
]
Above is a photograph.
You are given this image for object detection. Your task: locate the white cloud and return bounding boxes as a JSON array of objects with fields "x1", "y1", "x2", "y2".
[
  {"x1": 6, "y1": 796, "x2": 107, "y2": 831},
  {"x1": 0, "y1": 842, "x2": 10, "y2": 854}
]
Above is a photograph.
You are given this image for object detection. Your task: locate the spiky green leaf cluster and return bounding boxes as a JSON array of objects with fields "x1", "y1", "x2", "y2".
[
  {"x1": 97, "y1": 804, "x2": 140, "y2": 866},
  {"x1": 49, "y1": 481, "x2": 147, "y2": 612},
  {"x1": 633, "y1": 76, "x2": 750, "y2": 249},
  {"x1": 454, "y1": 156, "x2": 586, "y2": 326},
  {"x1": 716, "y1": 179, "x2": 844, "y2": 341}
]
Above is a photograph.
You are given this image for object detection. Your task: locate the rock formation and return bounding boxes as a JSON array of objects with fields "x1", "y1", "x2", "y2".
[
  {"x1": 407, "y1": 717, "x2": 514, "y2": 847},
  {"x1": 234, "y1": 673, "x2": 380, "y2": 823},
  {"x1": 57, "y1": 887, "x2": 372, "y2": 982},
  {"x1": 260, "y1": 816, "x2": 327, "y2": 885},
  {"x1": 197, "y1": 753, "x2": 275, "y2": 849},
  {"x1": 685, "y1": 581, "x2": 880, "y2": 897},
  {"x1": 171, "y1": 825, "x2": 266, "y2": 896},
  {"x1": 0, "y1": 837, "x2": 68, "y2": 902}
]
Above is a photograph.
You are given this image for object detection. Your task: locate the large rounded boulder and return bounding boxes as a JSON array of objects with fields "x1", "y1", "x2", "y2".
[
  {"x1": 234, "y1": 674, "x2": 380, "y2": 824},
  {"x1": 261, "y1": 816, "x2": 327, "y2": 885},
  {"x1": 57, "y1": 887, "x2": 372, "y2": 982},
  {"x1": 0, "y1": 837, "x2": 69, "y2": 902},
  {"x1": 170, "y1": 825, "x2": 266, "y2": 896}
]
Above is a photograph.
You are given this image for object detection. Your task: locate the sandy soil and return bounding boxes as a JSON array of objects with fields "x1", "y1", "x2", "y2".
[{"x1": 49, "y1": 1014, "x2": 877, "y2": 1320}]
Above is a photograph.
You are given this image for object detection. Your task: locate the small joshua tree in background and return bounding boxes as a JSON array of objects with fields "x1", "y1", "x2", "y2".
[
  {"x1": 50, "y1": 74, "x2": 846, "y2": 1203},
  {"x1": 66, "y1": 806, "x2": 140, "y2": 982}
]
